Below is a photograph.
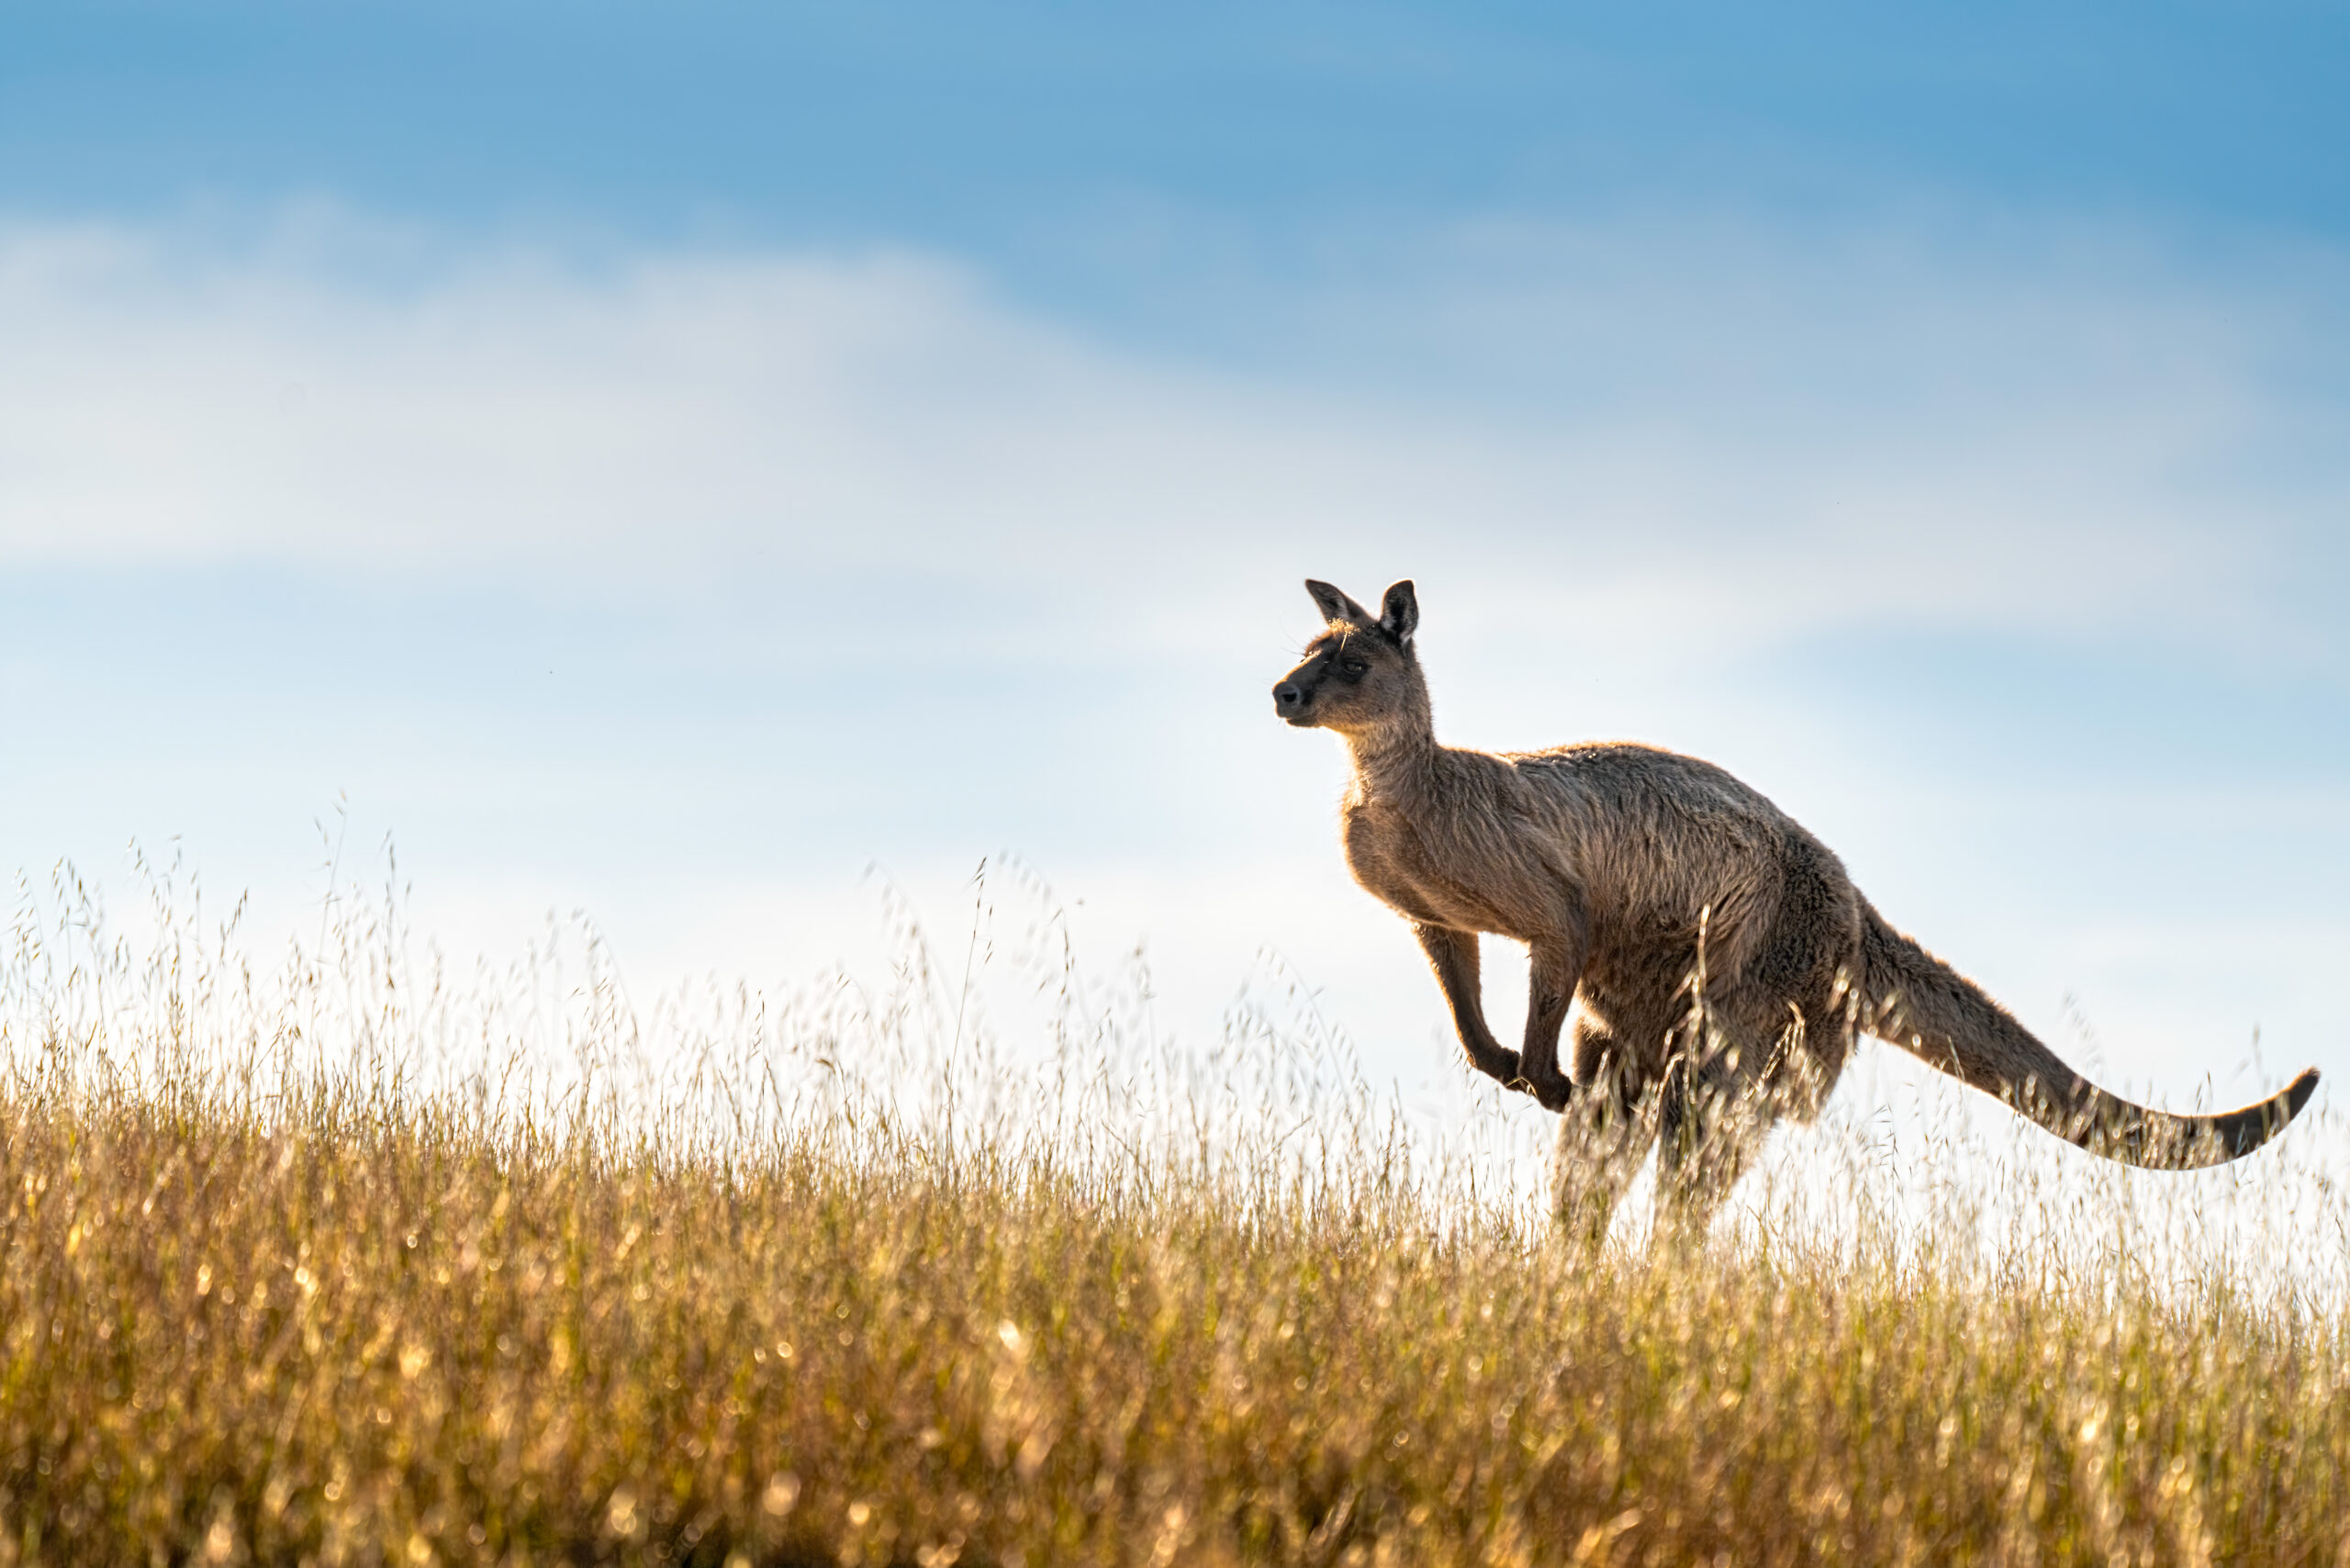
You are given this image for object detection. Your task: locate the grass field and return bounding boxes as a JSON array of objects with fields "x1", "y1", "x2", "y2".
[{"x1": 3, "y1": 860, "x2": 2345, "y2": 1565}]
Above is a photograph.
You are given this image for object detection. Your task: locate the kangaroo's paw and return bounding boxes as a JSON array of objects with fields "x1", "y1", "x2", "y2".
[
  {"x1": 1525, "y1": 1073, "x2": 1575, "y2": 1113},
  {"x1": 1502, "y1": 1069, "x2": 1572, "y2": 1110},
  {"x1": 1475, "y1": 1049, "x2": 1525, "y2": 1087}
]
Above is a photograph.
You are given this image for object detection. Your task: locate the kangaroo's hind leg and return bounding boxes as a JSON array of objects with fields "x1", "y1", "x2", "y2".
[
  {"x1": 1763, "y1": 975, "x2": 1859, "y2": 1126},
  {"x1": 1550, "y1": 1014, "x2": 1659, "y2": 1251},
  {"x1": 1653, "y1": 998, "x2": 1783, "y2": 1249},
  {"x1": 1749, "y1": 835, "x2": 1864, "y2": 1125}
]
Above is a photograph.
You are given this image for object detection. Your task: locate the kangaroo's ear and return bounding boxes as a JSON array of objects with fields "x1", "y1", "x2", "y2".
[
  {"x1": 1379, "y1": 579, "x2": 1419, "y2": 644},
  {"x1": 1304, "y1": 578, "x2": 1374, "y2": 627}
]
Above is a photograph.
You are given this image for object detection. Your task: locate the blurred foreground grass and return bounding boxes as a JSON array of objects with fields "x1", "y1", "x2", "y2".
[{"x1": 3, "y1": 857, "x2": 2346, "y2": 1565}]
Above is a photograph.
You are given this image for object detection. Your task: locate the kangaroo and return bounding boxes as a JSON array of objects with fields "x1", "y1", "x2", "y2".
[{"x1": 1271, "y1": 577, "x2": 2321, "y2": 1243}]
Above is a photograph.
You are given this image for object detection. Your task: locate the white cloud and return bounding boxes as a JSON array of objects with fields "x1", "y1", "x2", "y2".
[{"x1": 2, "y1": 207, "x2": 2341, "y2": 666}]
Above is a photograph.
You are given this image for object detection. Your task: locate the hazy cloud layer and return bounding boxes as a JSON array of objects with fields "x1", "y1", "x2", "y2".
[{"x1": 5, "y1": 210, "x2": 2343, "y2": 667}]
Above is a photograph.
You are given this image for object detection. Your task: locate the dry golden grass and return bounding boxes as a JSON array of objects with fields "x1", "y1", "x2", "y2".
[{"x1": 3, "y1": 858, "x2": 2346, "y2": 1565}]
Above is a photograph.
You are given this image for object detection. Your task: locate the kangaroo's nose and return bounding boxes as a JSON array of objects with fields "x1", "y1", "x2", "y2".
[{"x1": 1273, "y1": 681, "x2": 1304, "y2": 713}]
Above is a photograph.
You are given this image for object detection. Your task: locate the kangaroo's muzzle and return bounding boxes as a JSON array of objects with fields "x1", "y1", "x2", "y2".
[{"x1": 1272, "y1": 678, "x2": 1315, "y2": 724}]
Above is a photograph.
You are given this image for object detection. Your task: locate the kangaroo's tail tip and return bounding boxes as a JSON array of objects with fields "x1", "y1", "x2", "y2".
[
  {"x1": 2287, "y1": 1066, "x2": 2322, "y2": 1118},
  {"x1": 2223, "y1": 1066, "x2": 2322, "y2": 1161}
]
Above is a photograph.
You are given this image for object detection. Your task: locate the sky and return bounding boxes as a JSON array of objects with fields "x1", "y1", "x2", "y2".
[{"x1": 4, "y1": 1, "x2": 2348, "y2": 1168}]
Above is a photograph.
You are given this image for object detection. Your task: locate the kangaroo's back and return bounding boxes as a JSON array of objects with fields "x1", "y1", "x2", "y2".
[{"x1": 1505, "y1": 742, "x2": 1854, "y2": 972}]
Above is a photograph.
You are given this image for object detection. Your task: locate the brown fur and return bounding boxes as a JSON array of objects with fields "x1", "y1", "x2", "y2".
[{"x1": 1273, "y1": 578, "x2": 2321, "y2": 1243}]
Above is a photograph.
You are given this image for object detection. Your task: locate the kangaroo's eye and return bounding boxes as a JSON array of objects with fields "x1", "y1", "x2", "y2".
[{"x1": 1340, "y1": 659, "x2": 1369, "y2": 677}]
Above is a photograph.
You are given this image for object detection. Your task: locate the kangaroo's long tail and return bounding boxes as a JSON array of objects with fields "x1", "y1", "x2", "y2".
[{"x1": 1857, "y1": 902, "x2": 2319, "y2": 1169}]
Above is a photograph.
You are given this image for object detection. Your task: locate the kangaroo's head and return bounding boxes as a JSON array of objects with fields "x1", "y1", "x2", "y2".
[{"x1": 1271, "y1": 578, "x2": 1430, "y2": 742}]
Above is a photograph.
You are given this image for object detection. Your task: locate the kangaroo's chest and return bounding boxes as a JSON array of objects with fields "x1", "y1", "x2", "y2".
[{"x1": 1341, "y1": 799, "x2": 1536, "y2": 938}]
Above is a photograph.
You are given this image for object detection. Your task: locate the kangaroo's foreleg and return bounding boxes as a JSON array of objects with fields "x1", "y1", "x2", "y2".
[
  {"x1": 1518, "y1": 935, "x2": 1588, "y2": 1111},
  {"x1": 1413, "y1": 924, "x2": 1523, "y2": 1088}
]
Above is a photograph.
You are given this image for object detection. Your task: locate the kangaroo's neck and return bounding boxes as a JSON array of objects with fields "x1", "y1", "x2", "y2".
[{"x1": 1342, "y1": 691, "x2": 1449, "y2": 811}]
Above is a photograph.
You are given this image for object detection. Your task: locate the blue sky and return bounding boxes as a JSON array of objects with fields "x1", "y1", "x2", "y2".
[
  {"x1": 10, "y1": 4, "x2": 2347, "y2": 230},
  {"x1": 3, "y1": 1, "x2": 2347, "y2": 1157}
]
